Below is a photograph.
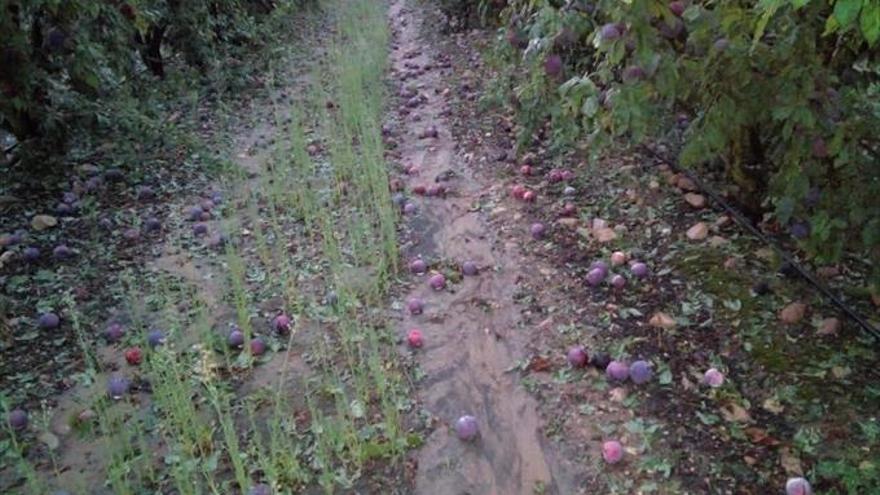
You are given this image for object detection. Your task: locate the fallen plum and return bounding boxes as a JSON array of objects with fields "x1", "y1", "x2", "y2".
[
  {"x1": 429, "y1": 273, "x2": 446, "y2": 290},
  {"x1": 606, "y1": 360, "x2": 629, "y2": 381},
  {"x1": 567, "y1": 346, "x2": 588, "y2": 368},
  {"x1": 8, "y1": 409, "x2": 27, "y2": 430},
  {"x1": 407, "y1": 329, "x2": 424, "y2": 348},
  {"x1": 629, "y1": 360, "x2": 653, "y2": 384},
  {"x1": 39, "y1": 312, "x2": 60, "y2": 330},
  {"x1": 455, "y1": 415, "x2": 479, "y2": 441},
  {"x1": 602, "y1": 440, "x2": 623, "y2": 464}
]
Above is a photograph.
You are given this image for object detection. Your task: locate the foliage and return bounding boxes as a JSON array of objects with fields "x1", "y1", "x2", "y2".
[
  {"x1": 0, "y1": 0, "x2": 316, "y2": 166},
  {"x1": 473, "y1": 0, "x2": 880, "y2": 285}
]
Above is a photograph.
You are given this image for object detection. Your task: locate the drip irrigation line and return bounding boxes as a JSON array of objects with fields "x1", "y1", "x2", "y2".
[{"x1": 639, "y1": 144, "x2": 880, "y2": 341}]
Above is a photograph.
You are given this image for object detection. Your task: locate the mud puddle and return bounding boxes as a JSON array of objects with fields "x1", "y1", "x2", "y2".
[{"x1": 389, "y1": 1, "x2": 577, "y2": 493}]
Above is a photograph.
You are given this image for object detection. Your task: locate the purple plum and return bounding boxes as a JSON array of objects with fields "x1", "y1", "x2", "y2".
[
  {"x1": 610, "y1": 274, "x2": 627, "y2": 289},
  {"x1": 407, "y1": 297, "x2": 424, "y2": 315},
  {"x1": 147, "y1": 329, "x2": 166, "y2": 347},
  {"x1": 136, "y1": 186, "x2": 155, "y2": 201},
  {"x1": 585, "y1": 267, "x2": 606, "y2": 287},
  {"x1": 785, "y1": 477, "x2": 812, "y2": 495},
  {"x1": 105, "y1": 323, "x2": 125, "y2": 343},
  {"x1": 600, "y1": 23, "x2": 621, "y2": 41},
  {"x1": 22, "y1": 247, "x2": 40, "y2": 262},
  {"x1": 123, "y1": 228, "x2": 140, "y2": 242},
  {"x1": 429, "y1": 273, "x2": 446, "y2": 290},
  {"x1": 410, "y1": 259, "x2": 427, "y2": 274},
  {"x1": 544, "y1": 54, "x2": 563, "y2": 78},
  {"x1": 530, "y1": 222, "x2": 546, "y2": 240},
  {"x1": 403, "y1": 202, "x2": 417, "y2": 214},
  {"x1": 567, "y1": 346, "x2": 588, "y2": 368},
  {"x1": 703, "y1": 368, "x2": 724, "y2": 388},
  {"x1": 606, "y1": 360, "x2": 629, "y2": 381},
  {"x1": 39, "y1": 312, "x2": 60, "y2": 330},
  {"x1": 590, "y1": 351, "x2": 611, "y2": 370},
  {"x1": 228, "y1": 330, "x2": 245, "y2": 348},
  {"x1": 107, "y1": 376, "x2": 130, "y2": 400},
  {"x1": 250, "y1": 338, "x2": 266, "y2": 356},
  {"x1": 630, "y1": 262, "x2": 649, "y2": 278},
  {"x1": 8, "y1": 409, "x2": 27, "y2": 430},
  {"x1": 790, "y1": 221, "x2": 810, "y2": 239},
  {"x1": 193, "y1": 223, "x2": 208, "y2": 236},
  {"x1": 53, "y1": 245, "x2": 74, "y2": 260},
  {"x1": 622, "y1": 65, "x2": 645, "y2": 82},
  {"x1": 144, "y1": 217, "x2": 162, "y2": 232},
  {"x1": 248, "y1": 483, "x2": 272, "y2": 495},
  {"x1": 62, "y1": 192, "x2": 78, "y2": 204},
  {"x1": 273, "y1": 314, "x2": 291, "y2": 333},
  {"x1": 187, "y1": 206, "x2": 204, "y2": 221},
  {"x1": 629, "y1": 360, "x2": 653, "y2": 384},
  {"x1": 455, "y1": 415, "x2": 479, "y2": 441},
  {"x1": 461, "y1": 260, "x2": 478, "y2": 276}
]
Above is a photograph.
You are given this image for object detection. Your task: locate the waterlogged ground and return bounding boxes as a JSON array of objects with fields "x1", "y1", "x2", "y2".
[{"x1": 2, "y1": 0, "x2": 879, "y2": 494}]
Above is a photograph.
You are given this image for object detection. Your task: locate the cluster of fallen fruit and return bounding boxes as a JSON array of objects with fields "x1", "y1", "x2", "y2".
[{"x1": 392, "y1": 149, "x2": 815, "y2": 492}]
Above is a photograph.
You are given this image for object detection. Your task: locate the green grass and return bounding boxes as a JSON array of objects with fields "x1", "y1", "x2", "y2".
[{"x1": 0, "y1": 1, "x2": 412, "y2": 494}]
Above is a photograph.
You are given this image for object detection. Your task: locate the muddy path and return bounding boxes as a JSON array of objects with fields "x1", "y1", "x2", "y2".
[{"x1": 388, "y1": 2, "x2": 579, "y2": 493}]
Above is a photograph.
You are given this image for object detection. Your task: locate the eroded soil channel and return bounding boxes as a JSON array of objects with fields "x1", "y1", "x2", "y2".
[{"x1": 388, "y1": 2, "x2": 576, "y2": 493}]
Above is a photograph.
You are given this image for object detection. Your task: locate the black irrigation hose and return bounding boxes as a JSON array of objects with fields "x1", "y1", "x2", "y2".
[{"x1": 639, "y1": 144, "x2": 880, "y2": 341}]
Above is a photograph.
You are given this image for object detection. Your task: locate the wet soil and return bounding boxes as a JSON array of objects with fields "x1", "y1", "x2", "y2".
[{"x1": 387, "y1": 2, "x2": 581, "y2": 494}]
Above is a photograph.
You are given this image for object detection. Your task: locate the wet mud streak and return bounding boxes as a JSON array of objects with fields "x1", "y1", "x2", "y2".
[{"x1": 389, "y1": 2, "x2": 575, "y2": 494}]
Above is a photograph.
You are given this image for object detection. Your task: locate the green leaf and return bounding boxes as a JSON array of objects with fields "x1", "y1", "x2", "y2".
[
  {"x1": 860, "y1": 0, "x2": 880, "y2": 45},
  {"x1": 833, "y1": 0, "x2": 862, "y2": 27}
]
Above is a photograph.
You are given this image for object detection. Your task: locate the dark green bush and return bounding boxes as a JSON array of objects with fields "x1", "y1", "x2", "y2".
[{"x1": 483, "y1": 0, "x2": 880, "y2": 285}]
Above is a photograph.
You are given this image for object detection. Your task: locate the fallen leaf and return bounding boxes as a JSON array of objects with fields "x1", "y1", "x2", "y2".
[
  {"x1": 609, "y1": 387, "x2": 628, "y2": 402},
  {"x1": 744, "y1": 427, "x2": 780, "y2": 446},
  {"x1": 686, "y1": 222, "x2": 708, "y2": 240},
  {"x1": 31, "y1": 214, "x2": 58, "y2": 231},
  {"x1": 594, "y1": 227, "x2": 618, "y2": 243},
  {"x1": 780, "y1": 447, "x2": 803, "y2": 476},
  {"x1": 649, "y1": 312, "x2": 677, "y2": 329},
  {"x1": 719, "y1": 402, "x2": 752, "y2": 423},
  {"x1": 762, "y1": 397, "x2": 785, "y2": 414},
  {"x1": 817, "y1": 317, "x2": 840, "y2": 336},
  {"x1": 526, "y1": 355, "x2": 553, "y2": 372},
  {"x1": 779, "y1": 302, "x2": 807, "y2": 324}
]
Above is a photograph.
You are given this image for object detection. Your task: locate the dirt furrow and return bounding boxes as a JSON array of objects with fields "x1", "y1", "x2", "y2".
[{"x1": 389, "y1": 2, "x2": 576, "y2": 494}]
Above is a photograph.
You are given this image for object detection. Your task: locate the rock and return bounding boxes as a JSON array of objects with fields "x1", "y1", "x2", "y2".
[
  {"x1": 708, "y1": 235, "x2": 728, "y2": 247},
  {"x1": 676, "y1": 176, "x2": 697, "y2": 191},
  {"x1": 715, "y1": 215, "x2": 732, "y2": 228},
  {"x1": 817, "y1": 317, "x2": 840, "y2": 336},
  {"x1": 649, "y1": 312, "x2": 676, "y2": 329},
  {"x1": 684, "y1": 193, "x2": 707, "y2": 208},
  {"x1": 32, "y1": 215, "x2": 58, "y2": 231},
  {"x1": 686, "y1": 222, "x2": 709, "y2": 240},
  {"x1": 779, "y1": 302, "x2": 807, "y2": 324}
]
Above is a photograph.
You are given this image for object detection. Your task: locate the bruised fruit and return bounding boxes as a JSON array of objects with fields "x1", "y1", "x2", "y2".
[
  {"x1": 413, "y1": 185, "x2": 427, "y2": 195},
  {"x1": 250, "y1": 338, "x2": 266, "y2": 356},
  {"x1": 147, "y1": 329, "x2": 165, "y2": 347},
  {"x1": 429, "y1": 273, "x2": 446, "y2": 290},
  {"x1": 511, "y1": 184, "x2": 526, "y2": 199},
  {"x1": 785, "y1": 477, "x2": 812, "y2": 495},
  {"x1": 561, "y1": 203, "x2": 576, "y2": 216},
  {"x1": 461, "y1": 260, "x2": 478, "y2": 276},
  {"x1": 530, "y1": 222, "x2": 546, "y2": 240},
  {"x1": 567, "y1": 346, "x2": 588, "y2": 368},
  {"x1": 590, "y1": 352, "x2": 611, "y2": 370},
  {"x1": 105, "y1": 323, "x2": 125, "y2": 343},
  {"x1": 606, "y1": 360, "x2": 629, "y2": 381},
  {"x1": 407, "y1": 297, "x2": 424, "y2": 315},
  {"x1": 144, "y1": 217, "x2": 161, "y2": 232},
  {"x1": 107, "y1": 376, "x2": 130, "y2": 399},
  {"x1": 544, "y1": 54, "x2": 563, "y2": 78},
  {"x1": 455, "y1": 415, "x2": 479, "y2": 441},
  {"x1": 39, "y1": 312, "x2": 60, "y2": 329},
  {"x1": 228, "y1": 330, "x2": 245, "y2": 348},
  {"x1": 630, "y1": 262, "x2": 649, "y2": 278},
  {"x1": 273, "y1": 314, "x2": 291, "y2": 333},
  {"x1": 8, "y1": 409, "x2": 27, "y2": 430},
  {"x1": 520, "y1": 165, "x2": 532, "y2": 176},
  {"x1": 602, "y1": 440, "x2": 623, "y2": 463},
  {"x1": 629, "y1": 360, "x2": 653, "y2": 384},
  {"x1": 124, "y1": 347, "x2": 143, "y2": 366},
  {"x1": 409, "y1": 258, "x2": 428, "y2": 275},
  {"x1": 703, "y1": 368, "x2": 724, "y2": 388},
  {"x1": 407, "y1": 329, "x2": 424, "y2": 348}
]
